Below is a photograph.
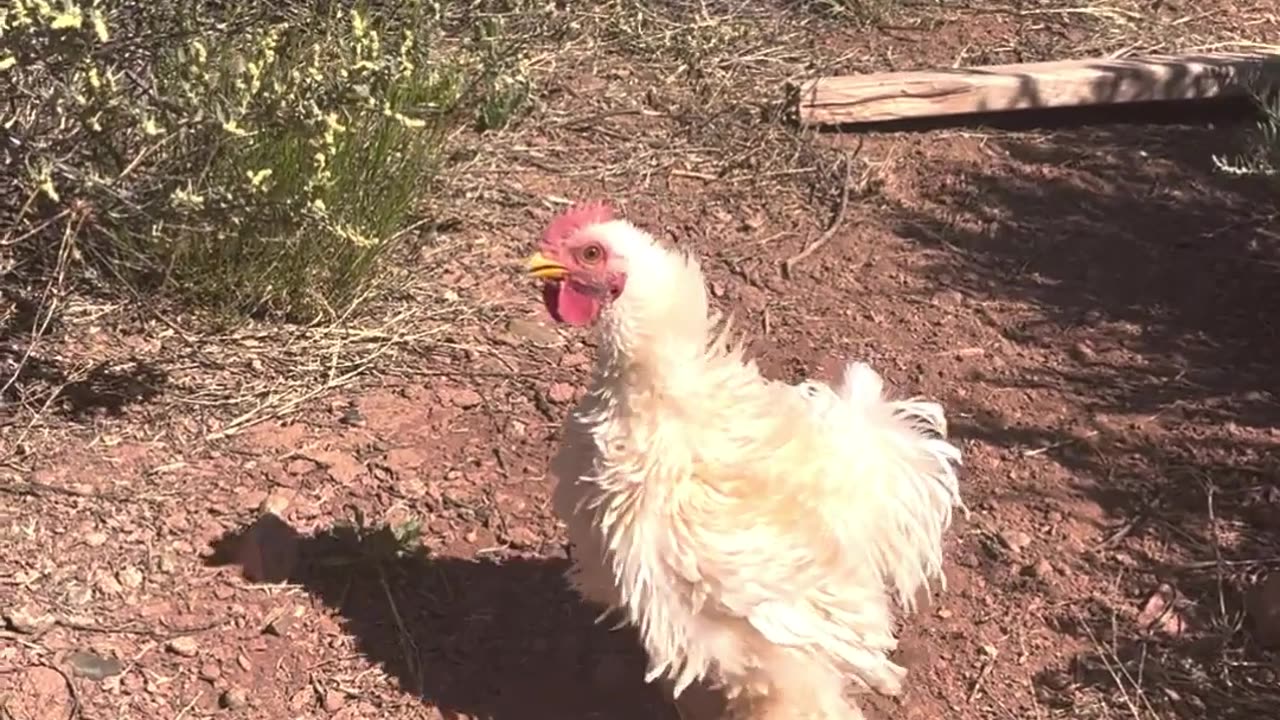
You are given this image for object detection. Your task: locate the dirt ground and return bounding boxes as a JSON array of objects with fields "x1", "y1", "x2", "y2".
[{"x1": 4, "y1": 2, "x2": 1280, "y2": 720}]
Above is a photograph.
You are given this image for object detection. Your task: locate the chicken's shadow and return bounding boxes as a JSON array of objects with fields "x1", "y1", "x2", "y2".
[{"x1": 206, "y1": 513, "x2": 704, "y2": 720}]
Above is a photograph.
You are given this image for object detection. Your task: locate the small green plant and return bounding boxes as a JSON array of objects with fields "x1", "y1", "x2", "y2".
[
  {"x1": 468, "y1": 15, "x2": 531, "y2": 132},
  {"x1": 0, "y1": 1, "x2": 509, "y2": 321},
  {"x1": 321, "y1": 505, "x2": 426, "y2": 567}
]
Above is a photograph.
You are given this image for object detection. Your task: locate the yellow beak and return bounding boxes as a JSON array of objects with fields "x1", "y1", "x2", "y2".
[{"x1": 525, "y1": 251, "x2": 568, "y2": 281}]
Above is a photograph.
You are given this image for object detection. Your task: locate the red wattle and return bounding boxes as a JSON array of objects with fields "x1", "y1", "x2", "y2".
[{"x1": 543, "y1": 281, "x2": 600, "y2": 326}]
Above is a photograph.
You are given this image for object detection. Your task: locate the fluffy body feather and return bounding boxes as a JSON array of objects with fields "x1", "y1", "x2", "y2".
[{"x1": 542, "y1": 215, "x2": 967, "y2": 719}]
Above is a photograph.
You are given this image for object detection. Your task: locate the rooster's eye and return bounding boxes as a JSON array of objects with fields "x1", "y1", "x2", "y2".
[{"x1": 580, "y1": 244, "x2": 604, "y2": 264}]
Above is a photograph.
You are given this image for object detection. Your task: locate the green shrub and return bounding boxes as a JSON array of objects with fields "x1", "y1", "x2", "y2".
[{"x1": 0, "y1": 0, "x2": 513, "y2": 321}]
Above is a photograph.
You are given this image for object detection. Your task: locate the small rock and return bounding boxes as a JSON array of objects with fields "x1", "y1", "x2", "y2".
[
  {"x1": 309, "y1": 450, "x2": 365, "y2": 485},
  {"x1": 559, "y1": 352, "x2": 590, "y2": 368},
  {"x1": 931, "y1": 289, "x2": 966, "y2": 307},
  {"x1": 68, "y1": 650, "x2": 124, "y2": 680},
  {"x1": 709, "y1": 281, "x2": 726, "y2": 298},
  {"x1": 117, "y1": 566, "x2": 144, "y2": 590},
  {"x1": 220, "y1": 688, "x2": 249, "y2": 710},
  {"x1": 260, "y1": 489, "x2": 294, "y2": 517},
  {"x1": 166, "y1": 636, "x2": 200, "y2": 657},
  {"x1": 65, "y1": 583, "x2": 93, "y2": 606},
  {"x1": 285, "y1": 457, "x2": 318, "y2": 476},
  {"x1": 289, "y1": 687, "x2": 312, "y2": 712},
  {"x1": 504, "y1": 317, "x2": 563, "y2": 347},
  {"x1": 165, "y1": 510, "x2": 192, "y2": 532},
  {"x1": 5, "y1": 666, "x2": 73, "y2": 719},
  {"x1": 999, "y1": 529, "x2": 1033, "y2": 554},
  {"x1": 96, "y1": 574, "x2": 124, "y2": 596},
  {"x1": 84, "y1": 531, "x2": 109, "y2": 548},
  {"x1": 1022, "y1": 559, "x2": 1055, "y2": 579},
  {"x1": 1137, "y1": 583, "x2": 1187, "y2": 637},
  {"x1": 322, "y1": 689, "x2": 347, "y2": 713},
  {"x1": 398, "y1": 477, "x2": 427, "y2": 498},
  {"x1": 199, "y1": 662, "x2": 221, "y2": 681},
  {"x1": 263, "y1": 610, "x2": 295, "y2": 637},
  {"x1": 448, "y1": 387, "x2": 484, "y2": 409},
  {"x1": 384, "y1": 447, "x2": 428, "y2": 472},
  {"x1": 236, "y1": 654, "x2": 252, "y2": 671},
  {"x1": 547, "y1": 382, "x2": 576, "y2": 405},
  {"x1": 338, "y1": 407, "x2": 365, "y2": 426},
  {"x1": 1070, "y1": 341, "x2": 1098, "y2": 363},
  {"x1": 6, "y1": 604, "x2": 55, "y2": 634},
  {"x1": 936, "y1": 608, "x2": 954, "y2": 620},
  {"x1": 504, "y1": 527, "x2": 540, "y2": 550},
  {"x1": 1247, "y1": 573, "x2": 1280, "y2": 648},
  {"x1": 239, "y1": 490, "x2": 269, "y2": 512}
]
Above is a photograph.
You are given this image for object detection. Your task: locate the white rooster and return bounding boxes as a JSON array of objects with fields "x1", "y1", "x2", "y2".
[{"x1": 524, "y1": 201, "x2": 967, "y2": 719}]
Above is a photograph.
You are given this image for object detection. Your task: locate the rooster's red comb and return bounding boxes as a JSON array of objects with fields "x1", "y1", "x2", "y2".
[{"x1": 541, "y1": 201, "x2": 615, "y2": 251}]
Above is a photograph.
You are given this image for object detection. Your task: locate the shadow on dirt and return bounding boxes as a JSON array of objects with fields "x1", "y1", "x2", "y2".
[
  {"x1": 205, "y1": 514, "x2": 711, "y2": 720},
  {"x1": 0, "y1": 350, "x2": 168, "y2": 420},
  {"x1": 2, "y1": 286, "x2": 169, "y2": 420},
  {"x1": 885, "y1": 118, "x2": 1280, "y2": 716}
]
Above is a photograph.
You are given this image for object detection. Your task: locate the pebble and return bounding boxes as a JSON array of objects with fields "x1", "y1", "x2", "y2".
[
  {"x1": 309, "y1": 450, "x2": 364, "y2": 484},
  {"x1": 166, "y1": 636, "x2": 200, "y2": 657},
  {"x1": 264, "y1": 610, "x2": 296, "y2": 637},
  {"x1": 547, "y1": 382, "x2": 576, "y2": 404},
  {"x1": 504, "y1": 527, "x2": 540, "y2": 550},
  {"x1": 118, "y1": 566, "x2": 144, "y2": 590},
  {"x1": 449, "y1": 387, "x2": 484, "y2": 409},
  {"x1": 6, "y1": 667, "x2": 73, "y2": 718},
  {"x1": 260, "y1": 490, "x2": 294, "y2": 517},
  {"x1": 5, "y1": 604, "x2": 54, "y2": 634},
  {"x1": 96, "y1": 574, "x2": 124, "y2": 596},
  {"x1": 1069, "y1": 341, "x2": 1098, "y2": 363},
  {"x1": 68, "y1": 650, "x2": 124, "y2": 680},
  {"x1": 322, "y1": 689, "x2": 347, "y2": 713},
  {"x1": 1022, "y1": 558, "x2": 1055, "y2": 579},
  {"x1": 1137, "y1": 583, "x2": 1186, "y2": 637},
  {"x1": 285, "y1": 457, "x2": 318, "y2": 476},
  {"x1": 220, "y1": 688, "x2": 249, "y2": 710},
  {"x1": 505, "y1": 317, "x2": 562, "y2": 347},
  {"x1": 999, "y1": 529, "x2": 1033, "y2": 553}
]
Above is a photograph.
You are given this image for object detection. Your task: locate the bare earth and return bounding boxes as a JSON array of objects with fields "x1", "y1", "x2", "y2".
[{"x1": 3, "y1": 3, "x2": 1279, "y2": 720}]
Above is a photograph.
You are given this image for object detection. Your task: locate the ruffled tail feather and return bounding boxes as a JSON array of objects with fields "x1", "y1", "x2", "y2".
[{"x1": 834, "y1": 361, "x2": 968, "y2": 614}]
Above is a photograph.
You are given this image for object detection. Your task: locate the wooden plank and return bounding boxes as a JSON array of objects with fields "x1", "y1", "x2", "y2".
[{"x1": 796, "y1": 52, "x2": 1280, "y2": 127}]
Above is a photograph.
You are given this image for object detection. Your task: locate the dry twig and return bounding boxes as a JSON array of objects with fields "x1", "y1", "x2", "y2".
[{"x1": 782, "y1": 139, "x2": 862, "y2": 279}]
